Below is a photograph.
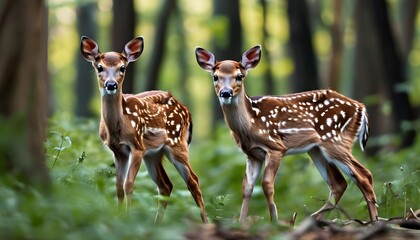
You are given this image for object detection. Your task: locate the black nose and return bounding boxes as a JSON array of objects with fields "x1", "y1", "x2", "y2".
[
  {"x1": 105, "y1": 81, "x2": 118, "y2": 91},
  {"x1": 219, "y1": 89, "x2": 233, "y2": 98}
]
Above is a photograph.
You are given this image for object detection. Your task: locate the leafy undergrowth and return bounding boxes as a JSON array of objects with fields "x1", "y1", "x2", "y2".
[{"x1": 0, "y1": 113, "x2": 419, "y2": 239}]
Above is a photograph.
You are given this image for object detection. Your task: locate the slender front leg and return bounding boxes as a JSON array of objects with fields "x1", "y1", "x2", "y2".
[
  {"x1": 124, "y1": 149, "x2": 144, "y2": 211},
  {"x1": 261, "y1": 151, "x2": 282, "y2": 223},
  {"x1": 115, "y1": 158, "x2": 128, "y2": 206},
  {"x1": 239, "y1": 158, "x2": 263, "y2": 223},
  {"x1": 111, "y1": 145, "x2": 130, "y2": 206}
]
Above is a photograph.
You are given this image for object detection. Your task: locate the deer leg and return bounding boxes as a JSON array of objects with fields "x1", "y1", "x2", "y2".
[
  {"x1": 111, "y1": 145, "x2": 130, "y2": 206},
  {"x1": 261, "y1": 151, "x2": 282, "y2": 223},
  {"x1": 239, "y1": 158, "x2": 263, "y2": 223},
  {"x1": 124, "y1": 149, "x2": 144, "y2": 211},
  {"x1": 154, "y1": 163, "x2": 173, "y2": 223},
  {"x1": 165, "y1": 145, "x2": 208, "y2": 223},
  {"x1": 345, "y1": 154, "x2": 378, "y2": 221},
  {"x1": 322, "y1": 147, "x2": 378, "y2": 221},
  {"x1": 144, "y1": 150, "x2": 173, "y2": 223},
  {"x1": 309, "y1": 148, "x2": 347, "y2": 219}
]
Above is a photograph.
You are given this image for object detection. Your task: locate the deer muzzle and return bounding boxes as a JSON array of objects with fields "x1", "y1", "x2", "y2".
[
  {"x1": 104, "y1": 80, "x2": 118, "y2": 95},
  {"x1": 219, "y1": 88, "x2": 233, "y2": 105}
]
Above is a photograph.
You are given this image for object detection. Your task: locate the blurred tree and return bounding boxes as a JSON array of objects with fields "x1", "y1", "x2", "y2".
[
  {"x1": 397, "y1": 0, "x2": 418, "y2": 57},
  {"x1": 327, "y1": 0, "x2": 343, "y2": 90},
  {"x1": 354, "y1": 0, "x2": 390, "y2": 153},
  {"x1": 286, "y1": 0, "x2": 319, "y2": 92},
  {"x1": 112, "y1": 0, "x2": 136, "y2": 93},
  {"x1": 174, "y1": 2, "x2": 190, "y2": 106},
  {"x1": 211, "y1": 0, "x2": 242, "y2": 126},
  {"x1": 0, "y1": 0, "x2": 49, "y2": 187},
  {"x1": 260, "y1": 0, "x2": 275, "y2": 95},
  {"x1": 397, "y1": 0, "x2": 419, "y2": 118},
  {"x1": 372, "y1": 0, "x2": 416, "y2": 148},
  {"x1": 145, "y1": 0, "x2": 175, "y2": 91},
  {"x1": 75, "y1": 2, "x2": 97, "y2": 117}
]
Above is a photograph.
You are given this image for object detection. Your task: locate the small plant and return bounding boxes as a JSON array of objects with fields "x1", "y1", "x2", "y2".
[
  {"x1": 206, "y1": 194, "x2": 236, "y2": 222},
  {"x1": 48, "y1": 131, "x2": 72, "y2": 170},
  {"x1": 379, "y1": 166, "x2": 420, "y2": 218}
]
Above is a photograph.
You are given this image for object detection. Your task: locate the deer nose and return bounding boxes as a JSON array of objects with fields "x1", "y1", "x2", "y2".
[
  {"x1": 219, "y1": 89, "x2": 233, "y2": 98},
  {"x1": 104, "y1": 81, "x2": 118, "y2": 91}
]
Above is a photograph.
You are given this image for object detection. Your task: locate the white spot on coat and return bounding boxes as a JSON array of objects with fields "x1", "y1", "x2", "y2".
[
  {"x1": 252, "y1": 107, "x2": 261, "y2": 115},
  {"x1": 261, "y1": 116, "x2": 266, "y2": 122},
  {"x1": 326, "y1": 118, "x2": 332, "y2": 126}
]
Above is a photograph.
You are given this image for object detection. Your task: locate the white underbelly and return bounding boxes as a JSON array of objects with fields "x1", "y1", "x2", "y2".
[{"x1": 285, "y1": 143, "x2": 318, "y2": 155}]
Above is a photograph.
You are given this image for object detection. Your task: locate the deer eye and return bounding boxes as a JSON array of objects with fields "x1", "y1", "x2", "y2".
[
  {"x1": 213, "y1": 75, "x2": 219, "y2": 82},
  {"x1": 97, "y1": 64, "x2": 103, "y2": 73},
  {"x1": 236, "y1": 74, "x2": 243, "y2": 82},
  {"x1": 120, "y1": 65, "x2": 125, "y2": 73}
]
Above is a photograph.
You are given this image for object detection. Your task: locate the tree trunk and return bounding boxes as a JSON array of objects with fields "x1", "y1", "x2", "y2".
[
  {"x1": 260, "y1": 0, "x2": 275, "y2": 95},
  {"x1": 398, "y1": 0, "x2": 420, "y2": 120},
  {"x1": 174, "y1": 1, "x2": 190, "y2": 106},
  {"x1": 371, "y1": 0, "x2": 416, "y2": 148},
  {"x1": 112, "y1": 0, "x2": 136, "y2": 94},
  {"x1": 212, "y1": 0, "x2": 242, "y2": 126},
  {"x1": 327, "y1": 0, "x2": 343, "y2": 91},
  {"x1": 144, "y1": 0, "x2": 175, "y2": 91},
  {"x1": 354, "y1": 0, "x2": 390, "y2": 154},
  {"x1": 75, "y1": 3, "x2": 96, "y2": 117},
  {"x1": 286, "y1": 0, "x2": 319, "y2": 92},
  {"x1": 398, "y1": 0, "x2": 418, "y2": 56},
  {"x1": 0, "y1": 0, "x2": 49, "y2": 187}
]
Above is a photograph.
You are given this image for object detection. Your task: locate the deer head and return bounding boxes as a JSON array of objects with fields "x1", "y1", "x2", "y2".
[
  {"x1": 195, "y1": 46, "x2": 261, "y2": 105},
  {"x1": 80, "y1": 36, "x2": 144, "y2": 96}
]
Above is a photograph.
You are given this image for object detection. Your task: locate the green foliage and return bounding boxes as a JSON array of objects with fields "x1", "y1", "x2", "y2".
[
  {"x1": 377, "y1": 151, "x2": 420, "y2": 218},
  {"x1": 0, "y1": 114, "x2": 419, "y2": 238},
  {"x1": 380, "y1": 170, "x2": 420, "y2": 218}
]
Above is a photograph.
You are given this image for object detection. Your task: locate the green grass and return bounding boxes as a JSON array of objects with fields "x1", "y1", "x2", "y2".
[{"x1": 0, "y1": 113, "x2": 419, "y2": 239}]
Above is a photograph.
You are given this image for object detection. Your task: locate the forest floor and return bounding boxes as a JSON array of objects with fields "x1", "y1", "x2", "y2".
[{"x1": 186, "y1": 212, "x2": 420, "y2": 240}]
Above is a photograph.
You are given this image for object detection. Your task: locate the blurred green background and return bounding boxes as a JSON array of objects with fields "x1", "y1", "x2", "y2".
[{"x1": 1, "y1": 0, "x2": 419, "y2": 238}]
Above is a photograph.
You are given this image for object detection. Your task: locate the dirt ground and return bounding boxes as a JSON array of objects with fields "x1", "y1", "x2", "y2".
[{"x1": 186, "y1": 210, "x2": 420, "y2": 240}]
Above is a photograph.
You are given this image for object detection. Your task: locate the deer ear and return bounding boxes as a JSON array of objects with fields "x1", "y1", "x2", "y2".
[
  {"x1": 81, "y1": 36, "x2": 100, "y2": 62},
  {"x1": 124, "y1": 36, "x2": 144, "y2": 62},
  {"x1": 195, "y1": 47, "x2": 216, "y2": 72},
  {"x1": 241, "y1": 45, "x2": 261, "y2": 70}
]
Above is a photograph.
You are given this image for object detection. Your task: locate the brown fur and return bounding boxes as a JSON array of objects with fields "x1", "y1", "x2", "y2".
[
  {"x1": 81, "y1": 36, "x2": 208, "y2": 223},
  {"x1": 196, "y1": 46, "x2": 377, "y2": 223}
]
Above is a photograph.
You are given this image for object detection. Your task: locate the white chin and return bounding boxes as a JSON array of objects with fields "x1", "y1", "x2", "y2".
[
  {"x1": 102, "y1": 89, "x2": 117, "y2": 96},
  {"x1": 219, "y1": 97, "x2": 232, "y2": 105}
]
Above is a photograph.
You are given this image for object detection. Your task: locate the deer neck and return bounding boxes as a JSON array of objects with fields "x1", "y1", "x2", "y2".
[
  {"x1": 101, "y1": 91, "x2": 124, "y2": 134},
  {"x1": 220, "y1": 91, "x2": 253, "y2": 136}
]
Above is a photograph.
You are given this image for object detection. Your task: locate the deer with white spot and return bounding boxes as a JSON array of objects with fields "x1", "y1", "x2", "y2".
[
  {"x1": 195, "y1": 45, "x2": 378, "y2": 223},
  {"x1": 81, "y1": 36, "x2": 207, "y2": 223}
]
